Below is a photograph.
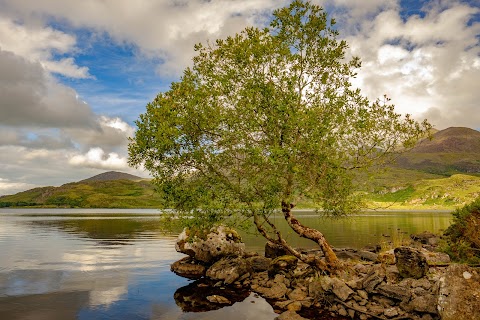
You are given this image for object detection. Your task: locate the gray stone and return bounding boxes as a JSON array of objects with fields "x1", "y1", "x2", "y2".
[
  {"x1": 206, "y1": 256, "x2": 251, "y2": 284},
  {"x1": 376, "y1": 283, "x2": 411, "y2": 301},
  {"x1": 438, "y1": 264, "x2": 480, "y2": 320},
  {"x1": 331, "y1": 277, "x2": 354, "y2": 301},
  {"x1": 268, "y1": 255, "x2": 298, "y2": 277},
  {"x1": 175, "y1": 226, "x2": 245, "y2": 264},
  {"x1": 394, "y1": 246, "x2": 429, "y2": 279},
  {"x1": 362, "y1": 266, "x2": 386, "y2": 293},
  {"x1": 359, "y1": 250, "x2": 379, "y2": 262},
  {"x1": 410, "y1": 294, "x2": 438, "y2": 314}
]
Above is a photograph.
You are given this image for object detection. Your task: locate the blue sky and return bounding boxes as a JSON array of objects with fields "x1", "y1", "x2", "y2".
[{"x1": 0, "y1": 0, "x2": 479, "y2": 195}]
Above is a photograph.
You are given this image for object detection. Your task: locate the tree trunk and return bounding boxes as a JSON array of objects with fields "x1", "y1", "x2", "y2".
[{"x1": 281, "y1": 201, "x2": 340, "y2": 270}]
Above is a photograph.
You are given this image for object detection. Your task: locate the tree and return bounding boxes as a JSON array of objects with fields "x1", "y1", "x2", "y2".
[{"x1": 128, "y1": 0, "x2": 431, "y2": 272}]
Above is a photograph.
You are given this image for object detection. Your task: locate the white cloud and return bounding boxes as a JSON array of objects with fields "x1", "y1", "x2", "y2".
[
  {"x1": 69, "y1": 147, "x2": 128, "y2": 170},
  {"x1": 0, "y1": 17, "x2": 91, "y2": 79},
  {"x1": 0, "y1": 178, "x2": 38, "y2": 196}
]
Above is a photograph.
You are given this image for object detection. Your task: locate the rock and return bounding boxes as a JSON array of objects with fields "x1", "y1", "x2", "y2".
[
  {"x1": 268, "y1": 255, "x2": 298, "y2": 277},
  {"x1": 409, "y1": 294, "x2": 438, "y2": 314},
  {"x1": 394, "y1": 246, "x2": 429, "y2": 279},
  {"x1": 265, "y1": 241, "x2": 289, "y2": 258},
  {"x1": 359, "y1": 250, "x2": 379, "y2": 262},
  {"x1": 286, "y1": 301, "x2": 302, "y2": 311},
  {"x1": 247, "y1": 256, "x2": 272, "y2": 272},
  {"x1": 362, "y1": 266, "x2": 386, "y2": 293},
  {"x1": 288, "y1": 287, "x2": 308, "y2": 301},
  {"x1": 253, "y1": 281, "x2": 288, "y2": 299},
  {"x1": 357, "y1": 290, "x2": 368, "y2": 300},
  {"x1": 330, "y1": 277, "x2": 354, "y2": 301},
  {"x1": 206, "y1": 295, "x2": 231, "y2": 304},
  {"x1": 376, "y1": 283, "x2": 411, "y2": 301},
  {"x1": 206, "y1": 256, "x2": 251, "y2": 284},
  {"x1": 308, "y1": 279, "x2": 326, "y2": 300},
  {"x1": 175, "y1": 226, "x2": 245, "y2": 264},
  {"x1": 275, "y1": 310, "x2": 308, "y2": 320},
  {"x1": 384, "y1": 307, "x2": 399, "y2": 318},
  {"x1": 419, "y1": 248, "x2": 451, "y2": 265},
  {"x1": 170, "y1": 256, "x2": 206, "y2": 279},
  {"x1": 438, "y1": 264, "x2": 480, "y2": 320},
  {"x1": 411, "y1": 231, "x2": 437, "y2": 245}
]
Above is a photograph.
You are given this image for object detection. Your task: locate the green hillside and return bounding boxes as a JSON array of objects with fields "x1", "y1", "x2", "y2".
[{"x1": 0, "y1": 178, "x2": 164, "y2": 208}]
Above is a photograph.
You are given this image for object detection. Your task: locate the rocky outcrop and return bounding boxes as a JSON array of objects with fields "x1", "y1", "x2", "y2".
[
  {"x1": 171, "y1": 226, "x2": 479, "y2": 320},
  {"x1": 438, "y1": 264, "x2": 480, "y2": 320},
  {"x1": 175, "y1": 226, "x2": 245, "y2": 264},
  {"x1": 394, "y1": 246, "x2": 429, "y2": 279}
]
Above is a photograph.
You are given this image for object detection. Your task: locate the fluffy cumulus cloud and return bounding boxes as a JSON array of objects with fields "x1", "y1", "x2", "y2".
[{"x1": 329, "y1": 0, "x2": 480, "y2": 129}]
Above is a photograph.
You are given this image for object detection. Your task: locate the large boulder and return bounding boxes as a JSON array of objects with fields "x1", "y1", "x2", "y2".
[
  {"x1": 437, "y1": 264, "x2": 480, "y2": 320},
  {"x1": 175, "y1": 225, "x2": 245, "y2": 264},
  {"x1": 394, "y1": 246, "x2": 429, "y2": 279}
]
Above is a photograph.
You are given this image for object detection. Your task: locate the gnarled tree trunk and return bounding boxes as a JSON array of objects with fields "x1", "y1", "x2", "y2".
[{"x1": 281, "y1": 201, "x2": 340, "y2": 271}]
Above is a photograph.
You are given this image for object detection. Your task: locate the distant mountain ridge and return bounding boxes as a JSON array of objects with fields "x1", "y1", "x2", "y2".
[
  {"x1": 396, "y1": 127, "x2": 480, "y2": 175},
  {"x1": 79, "y1": 171, "x2": 143, "y2": 183}
]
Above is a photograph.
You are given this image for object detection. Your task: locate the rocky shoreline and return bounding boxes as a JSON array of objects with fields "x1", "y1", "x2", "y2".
[{"x1": 171, "y1": 226, "x2": 479, "y2": 320}]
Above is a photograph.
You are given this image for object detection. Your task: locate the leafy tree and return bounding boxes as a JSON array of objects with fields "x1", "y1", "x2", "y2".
[{"x1": 129, "y1": 0, "x2": 431, "y2": 271}]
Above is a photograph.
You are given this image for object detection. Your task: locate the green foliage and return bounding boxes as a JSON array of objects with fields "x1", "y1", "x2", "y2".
[
  {"x1": 443, "y1": 197, "x2": 480, "y2": 263},
  {"x1": 128, "y1": 0, "x2": 430, "y2": 234}
]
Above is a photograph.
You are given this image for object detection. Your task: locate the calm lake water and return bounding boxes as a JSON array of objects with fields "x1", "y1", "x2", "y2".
[{"x1": 0, "y1": 209, "x2": 452, "y2": 320}]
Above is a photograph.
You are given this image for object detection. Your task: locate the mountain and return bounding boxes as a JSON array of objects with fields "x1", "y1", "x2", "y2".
[
  {"x1": 396, "y1": 127, "x2": 480, "y2": 175},
  {"x1": 0, "y1": 171, "x2": 163, "y2": 208},
  {"x1": 79, "y1": 171, "x2": 143, "y2": 183}
]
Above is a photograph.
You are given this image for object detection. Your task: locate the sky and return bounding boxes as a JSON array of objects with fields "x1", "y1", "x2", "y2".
[{"x1": 0, "y1": 0, "x2": 479, "y2": 196}]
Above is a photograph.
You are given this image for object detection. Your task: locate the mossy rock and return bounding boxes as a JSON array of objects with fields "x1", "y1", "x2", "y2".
[{"x1": 268, "y1": 255, "x2": 298, "y2": 278}]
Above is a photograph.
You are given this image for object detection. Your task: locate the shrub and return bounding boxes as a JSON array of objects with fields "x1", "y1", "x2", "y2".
[{"x1": 443, "y1": 197, "x2": 480, "y2": 263}]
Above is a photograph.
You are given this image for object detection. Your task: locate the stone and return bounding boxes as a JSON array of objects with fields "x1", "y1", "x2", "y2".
[
  {"x1": 308, "y1": 279, "x2": 326, "y2": 300},
  {"x1": 411, "y1": 231, "x2": 437, "y2": 245},
  {"x1": 170, "y1": 256, "x2": 206, "y2": 279},
  {"x1": 265, "y1": 241, "x2": 288, "y2": 258},
  {"x1": 409, "y1": 294, "x2": 438, "y2": 314},
  {"x1": 247, "y1": 256, "x2": 272, "y2": 272},
  {"x1": 362, "y1": 266, "x2": 386, "y2": 293},
  {"x1": 357, "y1": 290, "x2": 368, "y2": 300},
  {"x1": 330, "y1": 277, "x2": 354, "y2": 301},
  {"x1": 376, "y1": 283, "x2": 411, "y2": 301},
  {"x1": 394, "y1": 246, "x2": 429, "y2": 279},
  {"x1": 384, "y1": 307, "x2": 399, "y2": 318},
  {"x1": 268, "y1": 255, "x2": 298, "y2": 277},
  {"x1": 206, "y1": 295, "x2": 231, "y2": 304},
  {"x1": 206, "y1": 256, "x2": 251, "y2": 284},
  {"x1": 419, "y1": 248, "x2": 451, "y2": 265},
  {"x1": 275, "y1": 310, "x2": 308, "y2": 320},
  {"x1": 358, "y1": 250, "x2": 378, "y2": 262},
  {"x1": 438, "y1": 264, "x2": 480, "y2": 320},
  {"x1": 286, "y1": 301, "x2": 302, "y2": 312},
  {"x1": 175, "y1": 226, "x2": 245, "y2": 264},
  {"x1": 253, "y1": 281, "x2": 288, "y2": 299},
  {"x1": 288, "y1": 287, "x2": 308, "y2": 301},
  {"x1": 411, "y1": 278, "x2": 432, "y2": 290}
]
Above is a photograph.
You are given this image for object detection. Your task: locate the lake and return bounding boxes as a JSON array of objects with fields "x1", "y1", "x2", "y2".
[{"x1": 0, "y1": 209, "x2": 452, "y2": 320}]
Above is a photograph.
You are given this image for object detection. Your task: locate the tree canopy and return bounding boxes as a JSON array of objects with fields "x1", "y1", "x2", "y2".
[{"x1": 128, "y1": 0, "x2": 431, "y2": 271}]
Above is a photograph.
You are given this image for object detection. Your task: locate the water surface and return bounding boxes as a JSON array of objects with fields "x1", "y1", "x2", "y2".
[{"x1": 0, "y1": 209, "x2": 452, "y2": 319}]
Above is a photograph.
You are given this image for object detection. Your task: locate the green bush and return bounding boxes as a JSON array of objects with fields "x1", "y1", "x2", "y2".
[{"x1": 443, "y1": 197, "x2": 480, "y2": 263}]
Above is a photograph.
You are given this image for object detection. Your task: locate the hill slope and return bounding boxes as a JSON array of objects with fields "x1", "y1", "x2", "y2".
[
  {"x1": 0, "y1": 172, "x2": 163, "y2": 208},
  {"x1": 396, "y1": 127, "x2": 480, "y2": 175},
  {"x1": 80, "y1": 171, "x2": 143, "y2": 183}
]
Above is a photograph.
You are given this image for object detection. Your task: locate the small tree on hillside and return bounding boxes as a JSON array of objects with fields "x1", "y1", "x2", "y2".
[{"x1": 129, "y1": 0, "x2": 431, "y2": 272}]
